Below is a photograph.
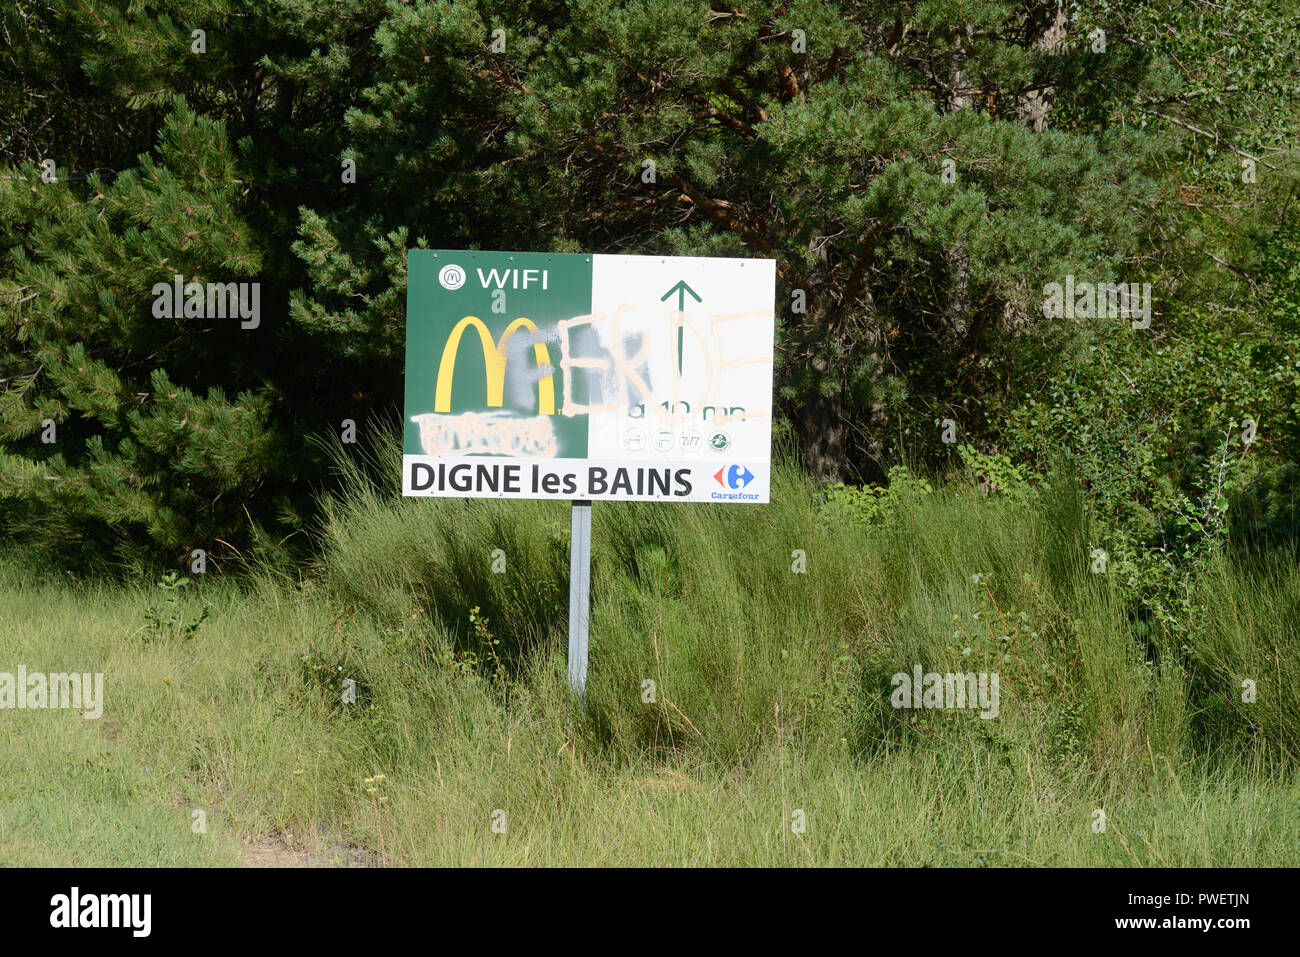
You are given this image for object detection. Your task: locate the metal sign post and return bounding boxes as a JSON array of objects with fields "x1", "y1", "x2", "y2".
[{"x1": 567, "y1": 500, "x2": 592, "y2": 705}]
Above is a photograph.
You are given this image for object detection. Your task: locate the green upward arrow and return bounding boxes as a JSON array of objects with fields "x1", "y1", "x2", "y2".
[
  {"x1": 660, "y1": 280, "x2": 702, "y2": 374},
  {"x1": 661, "y1": 279, "x2": 702, "y2": 312}
]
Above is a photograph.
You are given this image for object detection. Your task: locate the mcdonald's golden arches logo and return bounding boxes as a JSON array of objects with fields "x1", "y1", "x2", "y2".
[{"x1": 434, "y1": 316, "x2": 557, "y2": 415}]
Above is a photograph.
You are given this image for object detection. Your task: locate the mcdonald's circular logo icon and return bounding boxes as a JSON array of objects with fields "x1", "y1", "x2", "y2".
[{"x1": 438, "y1": 264, "x2": 467, "y2": 290}]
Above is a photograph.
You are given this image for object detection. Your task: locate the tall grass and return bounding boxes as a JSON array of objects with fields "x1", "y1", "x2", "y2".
[
  {"x1": 1, "y1": 432, "x2": 1296, "y2": 865},
  {"x1": 314, "y1": 432, "x2": 1298, "y2": 774}
]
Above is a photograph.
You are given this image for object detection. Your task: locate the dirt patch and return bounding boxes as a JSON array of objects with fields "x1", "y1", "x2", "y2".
[
  {"x1": 240, "y1": 837, "x2": 307, "y2": 868},
  {"x1": 239, "y1": 833, "x2": 375, "y2": 868}
]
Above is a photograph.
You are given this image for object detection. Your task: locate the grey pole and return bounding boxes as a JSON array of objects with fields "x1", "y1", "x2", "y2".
[{"x1": 567, "y1": 500, "x2": 592, "y2": 703}]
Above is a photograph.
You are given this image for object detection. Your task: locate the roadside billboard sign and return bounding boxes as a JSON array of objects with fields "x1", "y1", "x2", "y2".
[{"x1": 403, "y1": 250, "x2": 776, "y2": 503}]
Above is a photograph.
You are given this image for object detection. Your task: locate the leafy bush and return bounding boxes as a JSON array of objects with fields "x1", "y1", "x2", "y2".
[
  {"x1": 820, "y1": 466, "x2": 934, "y2": 528},
  {"x1": 142, "y1": 572, "x2": 210, "y2": 641}
]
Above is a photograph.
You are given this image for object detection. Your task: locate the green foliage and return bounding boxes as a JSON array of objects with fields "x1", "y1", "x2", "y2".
[
  {"x1": 468, "y1": 604, "x2": 512, "y2": 692},
  {"x1": 955, "y1": 444, "x2": 1037, "y2": 499},
  {"x1": 820, "y1": 465, "x2": 933, "y2": 528},
  {"x1": 1002, "y1": 219, "x2": 1300, "y2": 630},
  {"x1": 142, "y1": 571, "x2": 210, "y2": 640},
  {"x1": 11, "y1": 0, "x2": 1294, "y2": 568}
]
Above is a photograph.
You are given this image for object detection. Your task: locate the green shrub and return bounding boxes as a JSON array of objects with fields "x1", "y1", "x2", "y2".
[{"x1": 142, "y1": 572, "x2": 210, "y2": 641}]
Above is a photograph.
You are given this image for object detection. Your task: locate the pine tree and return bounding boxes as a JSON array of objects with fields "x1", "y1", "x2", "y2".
[
  {"x1": 2, "y1": 0, "x2": 1296, "y2": 569},
  {"x1": 1, "y1": 101, "x2": 272, "y2": 569},
  {"x1": 0, "y1": 1, "x2": 390, "y2": 569}
]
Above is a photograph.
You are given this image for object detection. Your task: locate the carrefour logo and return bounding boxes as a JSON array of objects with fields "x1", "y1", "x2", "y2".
[
  {"x1": 438, "y1": 264, "x2": 467, "y2": 290},
  {"x1": 713, "y1": 464, "x2": 754, "y2": 489}
]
